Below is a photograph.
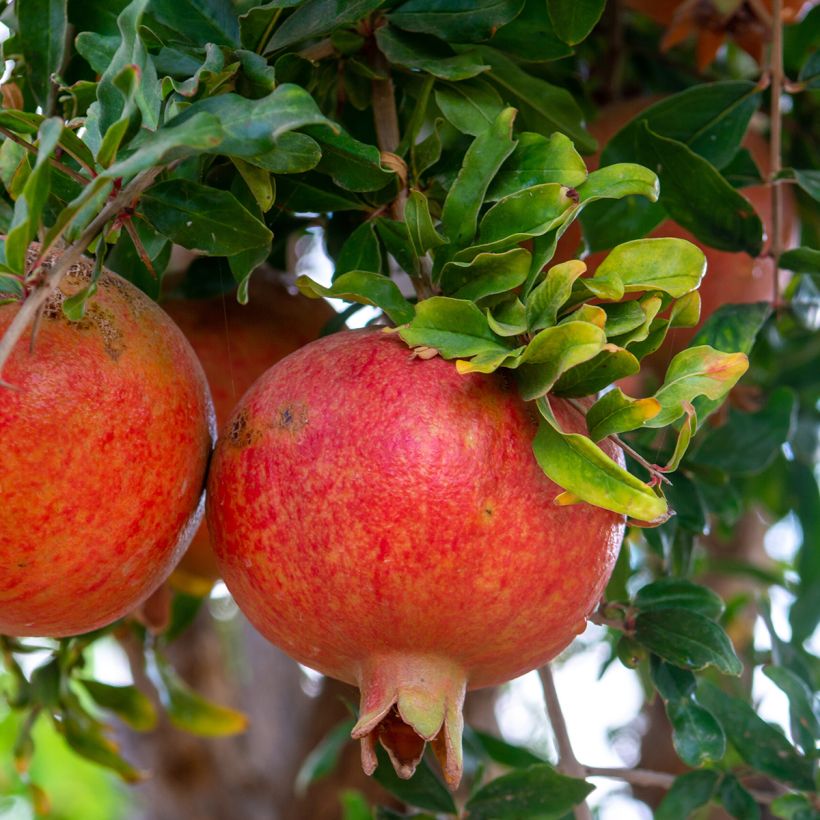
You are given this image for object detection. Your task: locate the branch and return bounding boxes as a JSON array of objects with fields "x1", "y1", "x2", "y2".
[
  {"x1": 0, "y1": 126, "x2": 90, "y2": 186},
  {"x1": 769, "y1": 0, "x2": 784, "y2": 305},
  {"x1": 0, "y1": 166, "x2": 164, "y2": 384},
  {"x1": 538, "y1": 664, "x2": 592, "y2": 820}
]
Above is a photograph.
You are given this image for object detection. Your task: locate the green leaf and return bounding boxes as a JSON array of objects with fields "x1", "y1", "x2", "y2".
[
  {"x1": 692, "y1": 301, "x2": 771, "y2": 354},
  {"x1": 335, "y1": 222, "x2": 382, "y2": 278},
  {"x1": 232, "y1": 158, "x2": 275, "y2": 213},
  {"x1": 667, "y1": 700, "x2": 727, "y2": 767},
  {"x1": 660, "y1": 398, "x2": 695, "y2": 472},
  {"x1": 691, "y1": 387, "x2": 797, "y2": 476},
  {"x1": 4, "y1": 117, "x2": 62, "y2": 275},
  {"x1": 405, "y1": 190, "x2": 445, "y2": 257},
  {"x1": 719, "y1": 774, "x2": 761, "y2": 820},
  {"x1": 526, "y1": 259, "x2": 587, "y2": 331},
  {"x1": 487, "y1": 297, "x2": 527, "y2": 336},
  {"x1": 770, "y1": 793, "x2": 818, "y2": 820},
  {"x1": 650, "y1": 656, "x2": 696, "y2": 701},
  {"x1": 150, "y1": 0, "x2": 239, "y2": 46},
  {"x1": 584, "y1": 237, "x2": 705, "y2": 301},
  {"x1": 441, "y1": 107, "x2": 517, "y2": 247},
  {"x1": 487, "y1": 0, "x2": 573, "y2": 61},
  {"x1": 96, "y1": 64, "x2": 141, "y2": 169},
  {"x1": 655, "y1": 770, "x2": 720, "y2": 820},
  {"x1": 464, "y1": 727, "x2": 547, "y2": 769},
  {"x1": 635, "y1": 578, "x2": 725, "y2": 619},
  {"x1": 267, "y1": 0, "x2": 384, "y2": 51},
  {"x1": 602, "y1": 304, "x2": 651, "y2": 339},
  {"x1": 441, "y1": 248, "x2": 530, "y2": 302},
  {"x1": 139, "y1": 180, "x2": 272, "y2": 256},
  {"x1": 387, "y1": 0, "x2": 525, "y2": 43},
  {"x1": 434, "y1": 78, "x2": 504, "y2": 136},
  {"x1": 636, "y1": 123, "x2": 764, "y2": 256},
  {"x1": 77, "y1": 679, "x2": 157, "y2": 732},
  {"x1": 399, "y1": 296, "x2": 509, "y2": 357},
  {"x1": 474, "y1": 46, "x2": 594, "y2": 152},
  {"x1": 515, "y1": 322, "x2": 606, "y2": 399},
  {"x1": 552, "y1": 346, "x2": 640, "y2": 397},
  {"x1": 697, "y1": 681, "x2": 815, "y2": 790},
  {"x1": 635, "y1": 610, "x2": 741, "y2": 675},
  {"x1": 532, "y1": 401, "x2": 668, "y2": 521},
  {"x1": 475, "y1": 183, "x2": 574, "y2": 253},
  {"x1": 650, "y1": 346, "x2": 749, "y2": 428},
  {"x1": 17, "y1": 0, "x2": 67, "y2": 110},
  {"x1": 575, "y1": 162, "x2": 659, "y2": 205},
  {"x1": 340, "y1": 790, "x2": 373, "y2": 820},
  {"x1": 780, "y1": 246, "x2": 820, "y2": 273},
  {"x1": 375, "y1": 218, "x2": 419, "y2": 275},
  {"x1": 547, "y1": 0, "x2": 605, "y2": 45},
  {"x1": 306, "y1": 126, "x2": 396, "y2": 193},
  {"x1": 488, "y1": 132, "x2": 588, "y2": 201},
  {"x1": 762, "y1": 666, "x2": 820, "y2": 756},
  {"x1": 295, "y1": 718, "x2": 356, "y2": 794},
  {"x1": 297, "y1": 272, "x2": 414, "y2": 326},
  {"x1": 376, "y1": 26, "x2": 489, "y2": 80},
  {"x1": 151, "y1": 652, "x2": 247, "y2": 738},
  {"x1": 602, "y1": 82, "x2": 762, "y2": 171},
  {"x1": 586, "y1": 388, "x2": 662, "y2": 442},
  {"x1": 465, "y1": 763, "x2": 593, "y2": 819},
  {"x1": 372, "y1": 745, "x2": 456, "y2": 814},
  {"x1": 177, "y1": 85, "x2": 333, "y2": 158},
  {"x1": 244, "y1": 132, "x2": 322, "y2": 174},
  {"x1": 778, "y1": 168, "x2": 820, "y2": 202}
]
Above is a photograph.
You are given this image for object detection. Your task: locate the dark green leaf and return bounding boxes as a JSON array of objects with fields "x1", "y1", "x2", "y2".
[
  {"x1": 17, "y1": 0, "x2": 67, "y2": 110},
  {"x1": 245, "y1": 132, "x2": 322, "y2": 174},
  {"x1": 487, "y1": 0, "x2": 573, "y2": 61},
  {"x1": 388, "y1": 0, "x2": 525, "y2": 43},
  {"x1": 552, "y1": 347, "x2": 640, "y2": 397},
  {"x1": 78, "y1": 679, "x2": 157, "y2": 732},
  {"x1": 779, "y1": 168, "x2": 820, "y2": 202},
  {"x1": 465, "y1": 763, "x2": 593, "y2": 819},
  {"x1": 650, "y1": 656, "x2": 697, "y2": 701},
  {"x1": 150, "y1": 0, "x2": 239, "y2": 46},
  {"x1": 465, "y1": 727, "x2": 547, "y2": 769},
  {"x1": 667, "y1": 699, "x2": 726, "y2": 767},
  {"x1": 635, "y1": 578, "x2": 725, "y2": 619},
  {"x1": 140, "y1": 180, "x2": 272, "y2": 256},
  {"x1": 376, "y1": 26, "x2": 489, "y2": 80},
  {"x1": 405, "y1": 190, "x2": 445, "y2": 257},
  {"x1": 547, "y1": 0, "x2": 605, "y2": 45},
  {"x1": 295, "y1": 719, "x2": 356, "y2": 793},
  {"x1": 306, "y1": 126, "x2": 395, "y2": 192},
  {"x1": 636, "y1": 123, "x2": 764, "y2": 256},
  {"x1": 335, "y1": 222, "x2": 382, "y2": 278},
  {"x1": 655, "y1": 770, "x2": 720, "y2": 820},
  {"x1": 375, "y1": 218, "x2": 419, "y2": 274},
  {"x1": 697, "y1": 681, "x2": 815, "y2": 789},
  {"x1": 268, "y1": 0, "x2": 384, "y2": 51},
  {"x1": 372, "y1": 745, "x2": 456, "y2": 814},
  {"x1": 719, "y1": 774, "x2": 761, "y2": 820},
  {"x1": 441, "y1": 248, "x2": 530, "y2": 301},
  {"x1": 762, "y1": 666, "x2": 820, "y2": 756},
  {"x1": 75, "y1": 31, "x2": 119, "y2": 74},
  {"x1": 770, "y1": 793, "x2": 819, "y2": 820},
  {"x1": 434, "y1": 79, "x2": 504, "y2": 136},
  {"x1": 780, "y1": 247, "x2": 820, "y2": 273},
  {"x1": 634, "y1": 609, "x2": 742, "y2": 675}
]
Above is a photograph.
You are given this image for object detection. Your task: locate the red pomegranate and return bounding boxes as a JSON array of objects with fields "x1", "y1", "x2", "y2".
[
  {"x1": 162, "y1": 274, "x2": 335, "y2": 590},
  {"x1": 207, "y1": 329, "x2": 625, "y2": 787},
  {"x1": 0, "y1": 247, "x2": 213, "y2": 637}
]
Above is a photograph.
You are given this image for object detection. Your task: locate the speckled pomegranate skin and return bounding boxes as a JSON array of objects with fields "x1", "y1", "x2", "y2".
[
  {"x1": 208, "y1": 329, "x2": 625, "y2": 689},
  {"x1": 0, "y1": 251, "x2": 214, "y2": 637},
  {"x1": 162, "y1": 275, "x2": 334, "y2": 584}
]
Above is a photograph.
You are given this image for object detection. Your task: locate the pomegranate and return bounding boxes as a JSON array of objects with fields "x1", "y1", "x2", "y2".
[
  {"x1": 207, "y1": 329, "x2": 625, "y2": 787},
  {"x1": 0, "y1": 247, "x2": 213, "y2": 637},
  {"x1": 162, "y1": 274, "x2": 335, "y2": 589}
]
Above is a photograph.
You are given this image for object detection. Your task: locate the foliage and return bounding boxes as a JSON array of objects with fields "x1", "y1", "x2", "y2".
[{"x1": 0, "y1": 0, "x2": 817, "y2": 817}]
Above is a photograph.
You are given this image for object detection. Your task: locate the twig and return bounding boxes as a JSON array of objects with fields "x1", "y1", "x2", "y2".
[
  {"x1": 0, "y1": 166, "x2": 164, "y2": 383},
  {"x1": 0, "y1": 126, "x2": 89, "y2": 186},
  {"x1": 298, "y1": 38, "x2": 335, "y2": 61},
  {"x1": 769, "y1": 0, "x2": 784, "y2": 305},
  {"x1": 539, "y1": 664, "x2": 592, "y2": 820},
  {"x1": 370, "y1": 48, "x2": 405, "y2": 220}
]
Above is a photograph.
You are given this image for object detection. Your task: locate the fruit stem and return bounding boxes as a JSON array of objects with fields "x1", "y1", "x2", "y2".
[
  {"x1": 538, "y1": 664, "x2": 592, "y2": 820},
  {"x1": 769, "y1": 0, "x2": 784, "y2": 306}
]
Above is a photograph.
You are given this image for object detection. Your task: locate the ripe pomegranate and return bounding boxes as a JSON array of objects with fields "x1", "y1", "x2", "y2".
[
  {"x1": 0, "y1": 247, "x2": 213, "y2": 637},
  {"x1": 161, "y1": 274, "x2": 335, "y2": 589},
  {"x1": 207, "y1": 330, "x2": 625, "y2": 787}
]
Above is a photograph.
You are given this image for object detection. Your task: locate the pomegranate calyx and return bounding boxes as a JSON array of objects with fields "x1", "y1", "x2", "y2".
[{"x1": 352, "y1": 654, "x2": 467, "y2": 790}]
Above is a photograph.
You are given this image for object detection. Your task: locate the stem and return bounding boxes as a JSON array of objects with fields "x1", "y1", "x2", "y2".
[
  {"x1": 371, "y1": 48, "x2": 405, "y2": 220},
  {"x1": 0, "y1": 166, "x2": 163, "y2": 384},
  {"x1": 538, "y1": 665, "x2": 592, "y2": 820},
  {"x1": 769, "y1": 0, "x2": 784, "y2": 305},
  {"x1": 0, "y1": 127, "x2": 90, "y2": 186}
]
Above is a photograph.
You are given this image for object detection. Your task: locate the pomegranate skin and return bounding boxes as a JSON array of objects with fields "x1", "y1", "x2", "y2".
[
  {"x1": 207, "y1": 329, "x2": 625, "y2": 785},
  {"x1": 0, "y1": 249, "x2": 214, "y2": 637},
  {"x1": 162, "y1": 275, "x2": 334, "y2": 587}
]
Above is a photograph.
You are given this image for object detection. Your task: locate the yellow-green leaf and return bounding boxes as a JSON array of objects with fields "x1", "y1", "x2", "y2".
[{"x1": 586, "y1": 388, "x2": 662, "y2": 441}]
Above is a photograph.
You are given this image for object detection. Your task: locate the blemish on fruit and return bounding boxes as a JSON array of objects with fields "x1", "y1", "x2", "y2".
[
  {"x1": 275, "y1": 402, "x2": 308, "y2": 433},
  {"x1": 227, "y1": 409, "x2": 261, "y2": 448}
]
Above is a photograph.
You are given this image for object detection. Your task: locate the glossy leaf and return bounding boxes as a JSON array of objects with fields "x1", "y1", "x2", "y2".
[
  {"x1": 576, "y1": 162, "x2": 659, "y2": 205},
  {"x1": 399, "y1": 297, "x2": 509, "y2": 357},
  {"x1": 465, "y1": 763, "x2": 593, "y2": 819},
  {"x1": 697, "y1": 682, "x2": 815, "y2": 789},
  {"x1": 547, "y1": 0, "x2": 605, "y2": 44},
  {"x1": 487, "y1": 0, "x2": 573, "y2": 61},
  {"x1": 601, "y1": 303, "x2": 648, "y2": 337},
  {"x1": 267, "y1": 0, "x2": 384, "y2": 51},
  {"x1": 78, "y1": 680, "x2": 157, "y2": 732},
  {"x1": 405, "y1": 190, "x2": 445, "y2": 257},
  {"x1": 375, "y1": 26, "x2": 489, "y2": 80},
  {"x1": 139, "y1": 180, "x2": 272, "y2": 256},
  {"x1": 552, "y1": 346, "x2": 641, "y2": 397},
  {"x1": 762, "y1": 666, "x2": 820, "y2": 756},
  {"x1": 649, "y1": 346, "x2": 749, "y2": 428},
  {"x1": 297, "y1": 272, "x2": 414, "y2": 326},
  {"x1": 635, "y1": 609, "x2": 741, "y2": 675},
  {"x1": 441, "y1": 107, "x2": 517, "y2": 247},
  {"x1": 434, "y1": 79, "x2": 504, "y2": 136},
  {"x1": 533, "y1": 400, "x2": 668, "y2": 521},
  {"x1": 778, "y1": 168, "x2": 820, "y2": 202},
  {"x1": 636, "y1": 123, "x2": 764, "y2": 256},
  {"x1": 635, "y1": 578, "x2": 725, "y2": 619},
  {"x1": 441, "y1": 247, "x2": 530, "y2": 301},
  {"x1": 17, "y1": 0, "x2": 67, "y2": 110},
  {"x1": 465, "y1": 727, "x2": 547, "y2": 769},
  {"x1": 372, "y1": 745, "x2": 456, "y2": 813},
  {"x1": 307, "y1": 126, "x2": 396, "y2": 192},
  {"x1": 526, "y1": 259, "x2": 587, "y2": 331},
  {"x1": 150, "y1": 0, "x2": 239, "y2": 46},
  {"x1": 334, "y1": 223, "x2": 382, "y2": 278},
  {"x1": 655, "y1": 769, "x2": 720, "y2": 820},
  {"x1": 586, "y1": 388, "x2": 662, "y2": 441},
  {"x1": 488, "y1": 132, "x2": 588, "y2": 200},
  {"x1": 245, "y1": 132, "x2": 322, "y2": 174},
  {"x1": 780, "y1": 246, "x2": 820, "y2": 273},
  {"x1": 719, "y1": 774, "x2": 760, "y2": 820},
  {"x1": 387, "y1": 0, "x2": 525, "y2": 43},
  {"x1": 667, "y1": 700, "x2": 727, "y2": 767},
  {"x1": 650, "y1": 656, "x2": 697, "y2": 701},
  {"x1": 585, "y1": 238, "x2": 705, "y2": 301}
]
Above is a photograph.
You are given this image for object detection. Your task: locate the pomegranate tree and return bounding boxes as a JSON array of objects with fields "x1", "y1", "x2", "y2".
[{"x1": 0, "y1": 247, "x2": 213, "y2": 637}]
